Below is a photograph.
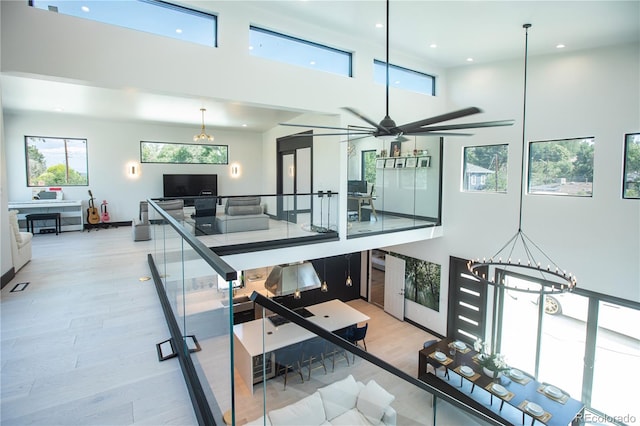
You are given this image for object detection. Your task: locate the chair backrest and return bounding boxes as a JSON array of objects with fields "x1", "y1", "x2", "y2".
[
  {"x1": 352, "y1": 323, "x2": 368, "y2": 341},
  {"x1": 139, "y1": 201, "x2": 149, "y2": 222},
  {"x1": 8, "y1": 210, "x2": 24, "y2": 243}
]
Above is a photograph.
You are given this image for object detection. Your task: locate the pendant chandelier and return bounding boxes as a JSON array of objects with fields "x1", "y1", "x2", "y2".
[
  {"x1": 193, "y1": 108, "x2": 214, "y2": 142},
  {"x1": 467, "y1": 24, "x2": 576, "y2": 295}
]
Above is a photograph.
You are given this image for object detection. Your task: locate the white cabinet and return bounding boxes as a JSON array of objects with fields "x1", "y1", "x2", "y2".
[{"x1": 8, "y1": 200, "x2": 84, "y2": 232}]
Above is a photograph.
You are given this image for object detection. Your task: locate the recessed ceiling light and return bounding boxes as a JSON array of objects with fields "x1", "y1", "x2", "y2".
[
  {"x1": 429, "y1": 43, "x2": 437, "y2": 48},
  {"x1": 242, "y1": 124, "x2": 247, "y2": 127},
  {"x1": 53, "y1": 106, "x2": 64, "y2": 112},
  {"x1": 248, "y1": 45, "x2": 254, "y2": 50},
  {"x1": 309, "y1": 60, "x2": 316, "y2": 65},
  {"x1": 375, "y1": 23, "x2": 384, "y2": 28},
  {"x1": 81, "y1": 5, "x2": 90, "y2": 12},
  {"x1": 556, "y1": 44, "x2": 566, "y2": 49},
  {"x1": 176, "y1": 28, "x2": 183, "y2": 34},
  {"x1": 466, "y1": 57, "x2": 474, "y2": 62},
  {"x1": 394, "y1": 80, "x2": 400, "y2": 85}
]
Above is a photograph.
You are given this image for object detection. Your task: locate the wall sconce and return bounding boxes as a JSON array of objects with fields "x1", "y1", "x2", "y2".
[
  {"x1": 230, "y1": 163, "x2": 241, "y2": 178},
  {"x1": 127, "y1": 161, "x2": 140, "y2": 178}
]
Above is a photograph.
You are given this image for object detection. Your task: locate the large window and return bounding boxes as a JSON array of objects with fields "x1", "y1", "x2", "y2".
[
  {"x1": 249, "y1": 26, "x2": 352, "y2": 77},
  {"x1": 373, "y1": 60, "x2": 435, "y2": 96},
  {"x1": 30, "y1": 0, "x2": 217, "y2": 47},
  {"x1": 140, "y1": 141, "x2": 228, "y2": 164},
  {"x1": 623, "y1": 132, "x2": 640, "y2": 199},
  {"x1": 25, "y1": 136, "x2": 88, "y2": 187},
  {"x1": 450, "y1": 261, "x2": 640, "y2": 423},
  {"x1": 463, "y1": 144, "x2": 508, "y2": 192},
  {"x1": 528, "y1": 137, "x2": 594, "y2": 197}
]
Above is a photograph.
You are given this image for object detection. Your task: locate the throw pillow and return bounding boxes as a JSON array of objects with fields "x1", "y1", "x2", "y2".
[
  {"x1": 356, "y1": 380, "x2": 395, "y2": 425},
  {"x1": 318, "y1": 374, "x2": 360, "y2": 421},
  {"x1": 268, "y1": 391, "x2": 326, "y2": 426}
]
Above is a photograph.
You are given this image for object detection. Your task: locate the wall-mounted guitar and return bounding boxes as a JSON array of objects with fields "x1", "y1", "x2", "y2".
[{"x1": 87, "y1": 190, "x2": 100, "y2": 226}]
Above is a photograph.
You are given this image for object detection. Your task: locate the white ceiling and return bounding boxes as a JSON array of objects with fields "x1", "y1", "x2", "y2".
[{"x1": 2, "y1": 1, "x2": 638, "y2": 132}]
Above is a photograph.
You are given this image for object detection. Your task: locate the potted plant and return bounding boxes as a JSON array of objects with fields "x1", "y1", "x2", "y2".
[{"x1": 474, "y1": 338, "x2": 508, "y2": 379}]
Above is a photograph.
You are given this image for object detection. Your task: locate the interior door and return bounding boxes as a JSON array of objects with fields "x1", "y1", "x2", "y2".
[
  {"x1": 384, "y1": 254, "x2": 405, "y2": 320},
  {"x1": 277, "y1": 132, "x2": 313, "y2": 223}
]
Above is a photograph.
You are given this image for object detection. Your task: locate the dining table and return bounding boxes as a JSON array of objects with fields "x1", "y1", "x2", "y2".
[{"x1": 418, "y1": 338, "x2": 585, "y2": 426}]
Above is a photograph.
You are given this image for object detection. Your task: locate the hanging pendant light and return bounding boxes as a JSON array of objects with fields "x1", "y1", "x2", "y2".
[
  {"x1": 467, "y1": 24, "x2": 576, "y2": 295},
  {"x1": 293, "y1": 262, "x2": 302, "y2": 299},
  {"x1": 345, "y1": 254, "x2": 353, "y2": 287},
  {"x1": 320, "y1": 259, "x2": 329, "y2": 292},
  {"x1": 193, "y1": 108, "x2": 214, "y2": 142}
]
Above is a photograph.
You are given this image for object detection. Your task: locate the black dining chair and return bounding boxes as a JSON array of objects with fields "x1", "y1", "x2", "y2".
[
  {"x1": 274, "y1": 343, "x2": 304, "y2": 389},
  {"x1": 324, "y1": 340, "x2": 350, "y2": 372},
  {"x1": 301, "y1": 337, "x2": 327, "y2": 380},
  {"x1": 349, "y1": 323, "x2": 368, "y2": 362}
]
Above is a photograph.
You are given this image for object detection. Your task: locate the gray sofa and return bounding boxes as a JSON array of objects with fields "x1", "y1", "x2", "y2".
[{"x1": 216, "y1": 196, "x2": 268, "y2": 233}]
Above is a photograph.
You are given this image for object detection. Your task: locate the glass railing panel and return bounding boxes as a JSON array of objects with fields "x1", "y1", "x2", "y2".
[
  {"x1": 157, "y1": 194, "x2": 339, "y2": 251},
  {"x1": 242, "y1": 294, "x2": 504, "y2": 426},
  {"x1": 180, "y1": 242, "x2": 236, "y2": 424},
  {"x1": 346, "y1": 134, "x2": 441, "y2": 237}
]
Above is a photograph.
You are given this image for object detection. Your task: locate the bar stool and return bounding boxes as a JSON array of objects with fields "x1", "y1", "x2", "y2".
[{"x1": 26, "y1": 213, "x2": 61, "y2": 235}]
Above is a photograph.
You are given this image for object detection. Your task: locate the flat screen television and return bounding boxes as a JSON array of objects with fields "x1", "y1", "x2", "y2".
[
  {"x1": 163, "y1": 174, "x2": 217, "y2": 206},
  {"x1": 347, "y1": 180, "x2": 367, "y2": 194}
]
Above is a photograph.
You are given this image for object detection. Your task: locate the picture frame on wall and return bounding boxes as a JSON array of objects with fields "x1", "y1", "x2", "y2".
[
  {"x1": 390, "y1": 141, "x2": 401, "y2": 157},
  {"x1": 405, "y1": 157, "x2": 417, "y2": 168},
  {"x1": 385, "y1": 158, "x2": 396, "y2": 168},
  {"x1": 418, "y1": 156, "x2": 431, "y2": 168},
  {"x1": 395, "y1": 158, "x2": 405, "y2": 168},
  {"x1": 376, "y1": 158, "x2": 386, "y2": 169}
]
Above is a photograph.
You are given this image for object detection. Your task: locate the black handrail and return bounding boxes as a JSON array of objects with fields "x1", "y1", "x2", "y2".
[{"x1": 250, "y1": 292, "x2": 508, "y2": 426}]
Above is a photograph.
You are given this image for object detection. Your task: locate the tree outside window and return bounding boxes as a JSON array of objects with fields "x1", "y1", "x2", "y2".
[
  {"x1": 623, "y1": 132, "x2": 640, "y2": 199},
  {"x1": 25, "y1": 136, "x2": 88, "y2": 187},
  {"x1": 528, "y1": 137, "x2": 594, "y2": 197},
  {"x1": 463, "y1": 144, "x2": 508, "y2": 192}
]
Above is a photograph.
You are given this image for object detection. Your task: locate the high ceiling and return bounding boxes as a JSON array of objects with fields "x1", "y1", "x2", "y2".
[{"x1": 2, "y1": 1, "x2": 638, "y2": 132}]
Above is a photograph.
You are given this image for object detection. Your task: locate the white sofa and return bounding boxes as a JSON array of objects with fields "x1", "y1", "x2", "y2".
[
  {"x1": 245, "y1": 375, "x2": 396, "y2": 426},
  {"x1": 9, "y1": 210, "x2": 33, "y2": 272}
]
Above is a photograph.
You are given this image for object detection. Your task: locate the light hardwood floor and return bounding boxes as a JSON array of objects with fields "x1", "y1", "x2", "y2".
[{"x1": 2, "y1": 226, "x2": 480, "y2": 425}]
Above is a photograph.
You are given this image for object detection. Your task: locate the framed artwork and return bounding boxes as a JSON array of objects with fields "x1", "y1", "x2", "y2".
[
  {"x1": 390, "y1": 141, "x2": 401, "y2": 157},
  {"x1": 405, "y1": 157, "x2": 417, "y2": 168},
  {"x1": 395, "y1": 158, "x2": 405, "y2": 168},
  {"x1": 385, "y1": 158, "x2": 396, "y2": 168},
  {"x1": 418, "y1": 156, "x2": 431, "y2": 168},
  {"x1": 376, "y1": 158, "x2": 386, "y2": 169}
]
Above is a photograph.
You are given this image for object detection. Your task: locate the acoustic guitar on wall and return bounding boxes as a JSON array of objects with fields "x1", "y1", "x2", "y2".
[
  {"x1": 87, "y1": 190, "x2": 100, "y2": 225},
  {"x1": 101, "y1": 200, "x2": 110, "y2": 223}
]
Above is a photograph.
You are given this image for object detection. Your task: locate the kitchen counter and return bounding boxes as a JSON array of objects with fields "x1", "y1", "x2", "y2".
[{"x1": 233, "y1": 299, "x2": 369, "y2": 393}]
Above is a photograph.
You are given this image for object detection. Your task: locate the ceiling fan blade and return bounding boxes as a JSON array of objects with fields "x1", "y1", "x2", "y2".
[
  {"x1": 405, "y1": 119, "x2": 515, "y2": 133},
  {"x1": 342, "y1": 107, "x2": 391, "y2": 133},
  {"x1": 279, "y1": 122, "x2": 374, "y2": 132},
  {"x1": 280, "y1": 131, "x2": 373, "y2": 139},
  {"x1": 397, "y1": 107, "x2": 483, "y2": 133},
  {"x1": 404, "y1": 131, "x2": 474, "y2": 137}
]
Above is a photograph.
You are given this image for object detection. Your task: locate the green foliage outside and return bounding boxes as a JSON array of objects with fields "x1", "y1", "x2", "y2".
[
  {"x1": 141, "y1": 141, "x2": 228, "y2": 164},
  {"x1": 624, "y1": 134, "x2": 640, "y2": 198},
  {"x1": 393, "y1": 252, "x2": 441, "y2": 312},
  {"x1": 363, "y1": 150, "x2": 377, "y2": 184},
  {"x1": 529, "y1": 138, "x2": 594, "y2": 195},
  {"x1": 26, "y1": 137, "x2": 88, "y2": 186},
  {"x1": 464, "y1": 145, "x2": 508, "y2": 192},
  {"x1": 35, "y1": 164, "x2": 86, "y2": 186}
]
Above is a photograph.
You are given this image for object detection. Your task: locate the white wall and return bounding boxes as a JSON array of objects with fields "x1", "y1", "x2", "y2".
[
  {"x1": 4, "y1": 112, "x2": 265, "y2": 222},
  {"x1": 395, "y1": 43, "x2": 640, "y2": 335}
]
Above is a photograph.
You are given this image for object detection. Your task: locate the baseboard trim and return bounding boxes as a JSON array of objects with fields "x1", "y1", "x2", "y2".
[{"x1": 1, "y1": 268, "x2": 16, "y2": 290}]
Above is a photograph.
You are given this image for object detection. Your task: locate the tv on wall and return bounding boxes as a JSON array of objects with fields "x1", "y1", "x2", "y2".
[{"x1": 163, "y1": 174, "x2": 218, "y2": 205}]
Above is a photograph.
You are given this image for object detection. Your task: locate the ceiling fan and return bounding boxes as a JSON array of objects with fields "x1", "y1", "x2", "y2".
[{"x1": 279, "y1": 0, "x2": 514, "y2": 141}]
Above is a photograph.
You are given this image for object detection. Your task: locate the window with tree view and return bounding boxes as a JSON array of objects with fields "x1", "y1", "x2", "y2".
[
  {"x1": 463, "y1": 144, "x2": 508, "y2": 192},
  {"x1": 623, "y1": 132, "x2": 640, "y2": 199},
  {"x1": 140, "y1": 141, "x2": 228, "y2": 164},
  {"x1": 528, "y1": 137, "x2": 594, "y2": 197},
  {"x1": 25, "y1": 136, "x2": 88, "y2": 187}
]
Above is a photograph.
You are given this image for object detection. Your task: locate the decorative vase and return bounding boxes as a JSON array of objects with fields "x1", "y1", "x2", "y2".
[{"x1": 483, "y1": 367, "x2": 502, "y2": 379}]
